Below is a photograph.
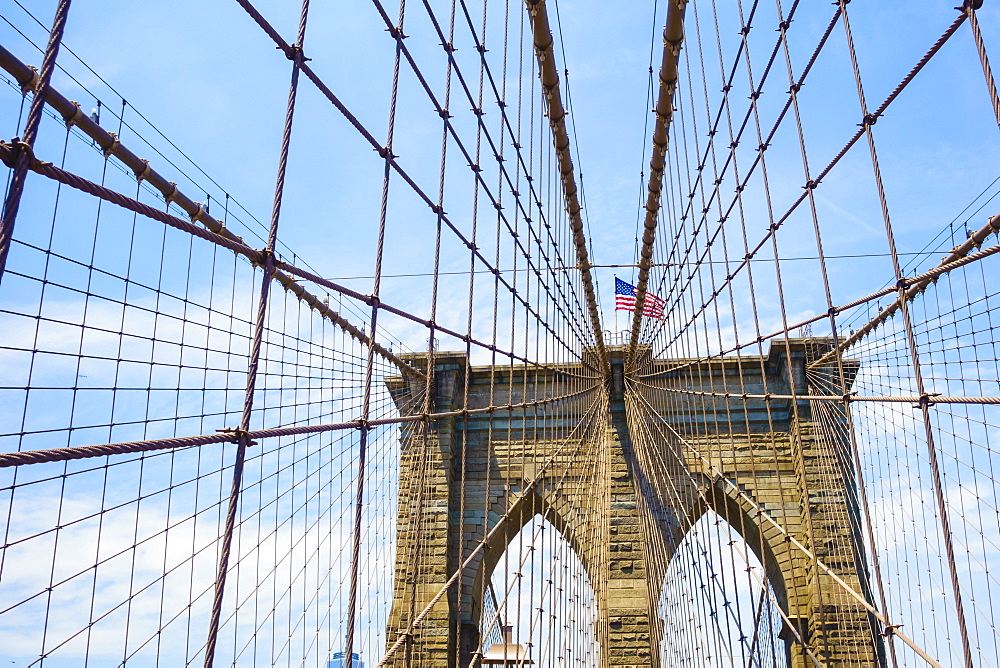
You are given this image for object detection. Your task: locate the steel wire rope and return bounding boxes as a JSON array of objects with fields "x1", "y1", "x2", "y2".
[
  {"x1": 473, "y1": 386, "x2": 607, "y2": 663},
  {"x1": 676, "y1": 5, "x2": 756, "y2": 652},
  {"x1": 626, "y1": 378, "x2": 943, "y2": 666},
  {"x1": 3, "y1": 407, "x2": 380, "y2": 657},
  {"x1": 370, "y1": 0, "x2": 596, "y2": 358},
  {"x1": 387, "y1": 0, "x2": 597, "y2": 345},
  {"x1": 885, "y1": 175, "x2": 1000, "y2": 283},
  {"x1": 910, "y1": 280, "x2": 1000, "y2": 660},
  {"x1": 676, "y1": 8, "x2": 765, "y2": 654},
  {"x1": 473, "y1": 4, "x2": 522, "y2": 662},
  {"x1": 965, "y1": 0, "x2": 1000, "y2": 131},
  {"x1": 639, "y1": 5, "x2": 971, "y2": 360},
  {"x1": 129, "y1": 426, "x2": 362, "y2": 663},
  {"x1": 633, "y1": 1, "x2": 841, "y2": 361},
  {"x1": 0, "y1": 49, "x2": 608, "y2": 446},
  {"x1": 0, "y1": 95, "x2": 423, "y2": 380},
  {"x1": 936, "y1": 267, "x2": 1000, "y2": 656},
  {"x1": 662, "y1": 7, "x2": 783, "y2": 644},
  {"x1": 0, "y1": 102, "x2": 73, "y2": 660},
  {"x1": 632, "y1": 327, "x2": 768, "y2": 663},
  {"x1": 19, "y1": 415, "x2": 378, "y2": 665},
  {"x1": 377, "y1": 388, "x2": 605, "y2": 666},
  {"x1": 549, "y1": 0, "x2": 601, "y2": 320},
  {"x1": 6, "y1": 1, "x2": 1000, "y2": 665},
  {"x1": 3, "y1": 0, "x2": 291, "y2": 257},
  {"x1": 523, "y1": 0, "x2": 607, "y2": 371},
  {"x1": 0, "y1": 27, "x2": 589, "y2": 381},
  {"x1": 622, "y1": 379, "x2": 789, "y2": 664},
  {"x1": 632, "y1": 14, "x2": 804, "y2": 652},
  {"x1": 0, "y1": 0, "x2": 70, "y2": 285},
  {"x1": 203, "y1": 1, "x2": 311, "y2": 662},
  {"x1": 838, "y1": 3, "x2": 976, "y2": 663},
  {"x1": 478, "y1": 388, "x2": 607, "y2": 665},
  {"x1": 652, "y1": 39, "x2": 821, "y2": 649},
  {"x1": 341, "y1": 0, "x2": 406, "y2": 662},
  {"x1": 453, "y1": 0, "x2": 493, "y2": 659},
  {"x1": 242, "y1": 0, "x2": 597, "y2": 372},
  {"x1": 625, "y1": 0, "x2": 687, "y2": 366},
  {"x1": 634, "y1": 233, "x2": 1000, "y2": 381},
  {"x1": 738, "y1": 4, "x2": 869, "y2": 651},
  {"x1": 101, "y1": 99, "x2": 147, "y2": 668},
  {"x1": 451, "y1": 0, "x2": 597, "y2": 341},
  {"x1": 0, "y1": 135, "x2": 601, "y2": 381},
  {"x1": 632, "y1": 0, "x2": 801, "y2": 346}
]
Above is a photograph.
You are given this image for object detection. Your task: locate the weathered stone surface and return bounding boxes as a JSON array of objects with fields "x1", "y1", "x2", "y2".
[{"x1": 383, "y1": 341, "x2": 882, "y2": 667}]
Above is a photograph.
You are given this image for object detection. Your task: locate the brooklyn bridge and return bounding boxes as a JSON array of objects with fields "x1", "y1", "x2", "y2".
[{"x1": 1, "y1": 0, "x2": 999, "y2": 666}]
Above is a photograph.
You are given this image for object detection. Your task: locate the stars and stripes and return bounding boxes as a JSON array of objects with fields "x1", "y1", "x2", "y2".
[{"x1": 615, "y1": 277, "x2": 665, "y2": 319}]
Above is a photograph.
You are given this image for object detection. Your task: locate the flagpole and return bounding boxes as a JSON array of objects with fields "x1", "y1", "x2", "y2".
[{"x1": 613, "y1": 275, "x2": 618, "y2": 342}]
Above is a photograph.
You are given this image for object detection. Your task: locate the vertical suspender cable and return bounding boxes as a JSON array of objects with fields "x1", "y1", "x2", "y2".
[
  {"x1": 345, "y1": 0, "x2": 406, "y2": 664},
  {"x1": 837, "y1": 3, "x2": 974, "y2": 666},
  {"x1": 203, "y1": 2, "x2": 310, "y2": 665},
  {"x1": 0, "y1": 0, "x2": 72, "y2": 286}
]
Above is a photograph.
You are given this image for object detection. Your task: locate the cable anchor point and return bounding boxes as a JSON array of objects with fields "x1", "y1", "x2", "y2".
[
  {"x1": 216, "y1": 427, "x2": 258, "y2": 446},
  {"x1": 881, "y1": 623, "x2": 904, "y2": 638}
]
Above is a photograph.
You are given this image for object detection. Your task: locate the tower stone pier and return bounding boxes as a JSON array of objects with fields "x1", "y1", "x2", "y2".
[{"x1": 384, "y1": 340, "x2": 883, "y2": 667}]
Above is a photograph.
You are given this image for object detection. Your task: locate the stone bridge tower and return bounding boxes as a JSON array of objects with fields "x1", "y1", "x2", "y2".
[{"x1": 384, "y1": 340, "x2": 883, "y2": 667}]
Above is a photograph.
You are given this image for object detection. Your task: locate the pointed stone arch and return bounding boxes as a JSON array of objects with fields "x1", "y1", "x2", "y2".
[
  {"x1": 484, "y1": 511, "x2": 601, "y2": 667},
  {"x1": 629, "y1": 340, "x2": 885, "y2": 667},
  {"x1": 658, "y1": 508, "x2": 787, "y2": 665},
  {"x1": 477, "y1": 487, "x2": 600, "y2": 607},
  {"x1": 384, "y1": 342, "x2": 883, "y2": 667}
]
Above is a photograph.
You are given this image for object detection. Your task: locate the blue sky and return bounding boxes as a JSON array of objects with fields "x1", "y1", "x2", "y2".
[
  {"x1": 3, "y1": 0, "x2": 1000, "y2": 666},
  {"x1": 4, "y1": 0, "x2": 999, "y2": 352}
]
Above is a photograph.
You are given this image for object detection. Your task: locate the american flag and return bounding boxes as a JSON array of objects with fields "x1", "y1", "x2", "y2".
[{"x1": 615, "y1": 277, "x2": 665, "y2": 319}]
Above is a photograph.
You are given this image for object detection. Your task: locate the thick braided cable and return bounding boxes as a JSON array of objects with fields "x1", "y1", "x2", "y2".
[
  {"x1": 524, "y1": 0, "x2": 608, "y2": 375},
  {"x1": 345, "y1": 0, "x2": 405, "y2": 663},
  {"x1": 627, "y1": 0, "x2": 686, "y2": 366},
  {"x1": 965, "y1": 0, "x2": 1000, "y2": 129},
  {"x1": 203, "y1": 3, "x2": 311, "y2": 664},
  {"x1": 0, "y1": 0, "x2": 72, "y2": 285}
]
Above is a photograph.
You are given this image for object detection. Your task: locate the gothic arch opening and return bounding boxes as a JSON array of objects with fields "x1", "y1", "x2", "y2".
[
  {"x1": 660, "y1": 509, "x2": 787, "y2": 666},
  {"x1": 484, "y1": 513, "x2": 601, "y2": 667}
]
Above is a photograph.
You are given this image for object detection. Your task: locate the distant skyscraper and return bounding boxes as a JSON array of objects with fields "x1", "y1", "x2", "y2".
[{"x1": 328, "y1": 651, "x2": 364, "y2": 668}]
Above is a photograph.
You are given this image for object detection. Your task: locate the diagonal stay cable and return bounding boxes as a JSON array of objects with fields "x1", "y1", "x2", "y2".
[
  {"x1": 230, "y1": 0, "x2": 595, "y2": 370},
  {"x1": 625, "y1": 379, "x2": 943, "y2": 667},
  {"x1": 642, "y1": 11, "x2": 970, "y2": 360}
]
